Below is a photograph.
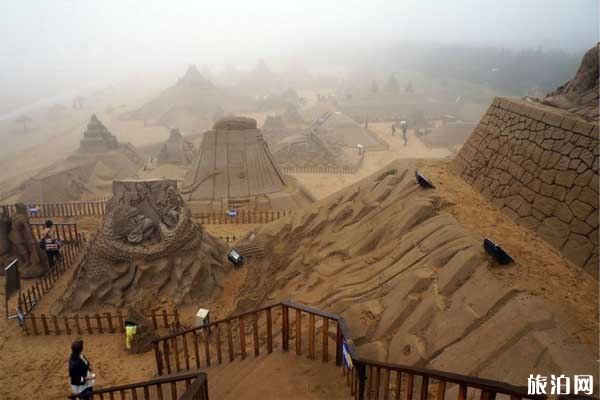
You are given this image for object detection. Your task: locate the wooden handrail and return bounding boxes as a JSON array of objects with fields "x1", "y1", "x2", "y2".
[
  {"x1": 152, "y1": 301, "x2": 549, "y2": 400},
  {"x1": 67, "y1": 372, "x2": 207, "y2": 399}
]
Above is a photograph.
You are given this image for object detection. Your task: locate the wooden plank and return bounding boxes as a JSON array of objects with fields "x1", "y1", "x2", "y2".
[
  {"x1": 322, "y1": 317, "x2": 329, "y2": 363},
  {"x1": 375, "y1": 367, "x2": 381, "y2": 400},
  {"x1": 163, "y1": 340, "x2": 171, "y2": 375},
  {"x1": 31, "y1": 314, "x2": 39, "y2": 335},
  {"x1": 457, "y1": 384, "x2": 467, "y2": 400},
  {"x1": 162, "y1": 310, "x2": 168, "y2": 328},
  {"x1": 52, "y1": 315, "x2": 60, "y2": 335},
  {"x1": 295, "y1": 309, "x2": 301, "y2": 355},
  {"x1": 384, "y1": 368, "x2": 391, "y2": 400},
  {"x1": 117, "y1": 311, "x2": 125, "y2": 333},
  {"x1": 74, "y1": 315, "x2": 82, "y2": 335},
  {"x1": 153, "y1": 342, "x2": 163, "y2": 376},
  {"x1": 85, "y1": 315, "x2": 92, "y2": 334},
  {"x1": 308, "y1": 313, "x2": 315, "y2": 359},
  {"x1": 266, "y1": 307, "x2": 273, "y2": 354},
  {"x1": 106, "y1": 312, "x2": 114, "y2": 333},
  {"x1": 335, "y1": 322, "x2": 343, "y2": 366},
  {"x1": 173, "y1": 336, "x2": 181, "y2": 372}
]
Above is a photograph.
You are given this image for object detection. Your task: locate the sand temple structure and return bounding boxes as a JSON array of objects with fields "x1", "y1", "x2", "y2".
[
  {"x1": 57, "y1": 179, "x2": 226, "y2": 311},
  {"x1": 18, "y1": 115, "x2": 144, "y2": 203},
  {"x1": 181, "y1": 117, "x2": 312, "y2": 211},
  {"x1": 156, "y1": 128, "x2": 196, "y2": 166}
]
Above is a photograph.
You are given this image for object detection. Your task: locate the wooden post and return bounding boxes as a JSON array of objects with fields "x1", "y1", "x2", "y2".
[
  {"x1": 239, "y1": 317, "x2": 246, "y2": 360},
  {"x1": 282, "y1": 304, "x2": 289, "y2": 352},
  {"x1": 419, "y1": 376, "x2": 429, "y2": 400},
  {"x1": 216, "y1": 324, "x2": 223, "y2": 364},
  {"x1": 436, "y1": 381, "x2": 446, "y2": 400},
  {"x1": 152, "y1": 342, "x2": 163, "y2": 376},
  {"x1": 375, "y1": 367, "x2": 381, "y2": 400},
  {"x1": 162, "y1": 310, "x2": 168, "y2": 327},
  {"x1": 308, "y1": 313, "x2": 315, "y2": 359},
  {"x1": 322, "y1": 317, "x2": 329, "y2": 363},
  {"x1": 266, "y1": 307, "x2": 273, "y2": 354},
  {"x1": 227, "y1": 321, "x2": 234, "y2": 362},
  {"x1": 252, "y1": 312, "x2": 259, "y2": 356},
  {"x1": 192, "y1": 331, "x2": 201, "y2": 369},
  {"x1": 457, "y1": 384, "x2": 467, "y2": 400},
  {"x1": 406, "y1": 374, "x2": 414, "y2": 400},
  {"x1": 395, "y1": 371, "x2": 402, "y2": 400},
  {"x1": 173, "y1": 336, "x2": 181, "y2": 371},
  {"x1": 151, "y1": 310, "x2": 158, "y2": 330},
  {"x1": 106, "y1": 312, "x2": 114, "y2": 333},
  {"x1": 182, "y1": 332, "x2": 190, "y2": 370},
  {"x1": 117, "y1": 310, "x2": 125, "y2": 333},
  {"x1": 31, "y1": 314, "x2": 39, "y2": 335},
  {"x1": 74, "y1": 315, "x2": 82, "y2": 335},
  {"x1": 52, "y1": 315, "x2": 60, "y2": 335},
  {"x1": 204, "y1": 328, "x2": 211, "y2": 366},
  {"x1": 383, "y1": 369, "x2": 391, "y2": 400},
  {"x1": 295, "y1": 309, "x2": 302, "y2": 356},
  {"x1": 41, "y1": 314, "x2": 49, "y2": 335},
  {"x1": 95, "y1": 313, "x2": 103, "y2": 334},
  {"x1": 163, "y1": 340, "x2": 171, "y2": 375},
  {"x1": 85, "y1": 315, "x2": 92, "y2": 334},
  {"x1": 335, "y1": 322, "x2": 343, "y2": 366}
]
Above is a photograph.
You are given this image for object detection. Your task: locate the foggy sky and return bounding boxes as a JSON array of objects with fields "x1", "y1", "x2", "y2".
[{"x1": 1, "y1": 0, "x2": 598, "y2": 107}]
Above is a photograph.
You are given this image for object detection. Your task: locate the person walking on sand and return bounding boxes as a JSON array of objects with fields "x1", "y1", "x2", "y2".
[
  {"x1": 400, "y1": 120, "x2": 408, "y2": 146},
  {"x1": 69, "y1": 339, "x2": 96, "y2": 400}
]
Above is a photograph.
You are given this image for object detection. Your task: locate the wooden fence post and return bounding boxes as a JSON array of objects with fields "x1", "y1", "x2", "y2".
[{"x1": 282, "y1": 304, "x2": 289, "y2": 352}]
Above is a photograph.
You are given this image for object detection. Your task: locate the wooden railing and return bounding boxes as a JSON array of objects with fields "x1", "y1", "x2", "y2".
[
  {"x1": 17, "y1": 242, "x2": 83, "y2": 315},
  {"x1": 0, "y1": 183, "x2": 25, "y2": 202},
  {"x1": 152, "y1": 301, "x2": 546, "y2": 400},
  {"x1": 31, "y1": 222, "x2": 80, "y2": 243},
  {"x1": 282, "y1": 166, "x2": 358, "y2": 174},
  {"x1": 67, "y1": 371, "x2": 208, "y2": 400},
  {"x1": 192, "y1": 210, "x2": 290, "y2": 224},
  {"x1": 22, "y1": 309, "x2": 180, "y2": 336},
  {"x1": 1, "y1": 200, "x2": 109, "y2": 218}
]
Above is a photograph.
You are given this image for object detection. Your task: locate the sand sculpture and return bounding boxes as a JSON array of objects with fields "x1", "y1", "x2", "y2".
[
  {"x1": 454, "y1": 47, "x2": 599, "y2": 277},
  {"x1": 181, "y1": 117, "x2": 312, "y2": 211},
  {"x1": 541, "y1": 43, "x2": 599, "y2": 122},
  {"x1": 58, "y1": 179, "x2": 226, "y2": 311},
  {"x1": 234, "y1": 161, "x2": 597, "y2": 389},
  {"x1": 0, "y1": 204, "x2": 48, "y2": 278},
  {"x1": 156, "y1": 128, "x2": 196, "y2": 166},
  {"x1": 122, "y1": 65, "x2": 249, "y2": 134},
  {"x1": 18, "y1": 115, "x2": 144, "y2": 204}
]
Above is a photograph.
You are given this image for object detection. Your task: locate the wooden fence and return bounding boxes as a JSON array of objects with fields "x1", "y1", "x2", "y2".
[
  {"x1": 17, "y1": 242, "x2": 83, "y2": 315},
  {"x1": 0, "y1": 183, "x2": 24, "y2": 202},
  {"x1": 193, "y1": 210, "x2": 290, "y2": 225},
  {"x1": 31, "y1": 222, "x2": 80, "y2": 243},
  {"x1": 152, "y1": 301, "x2": 545, "y2": 400},
  {"x1": 1, "y1": 200, "x2": 108, "y2": 218},
  {"x1": 23, "y1": 309, "x2": 180, "y2": 336},
  {"x1": 218, "y1": 235, "x2": 237, "y2": 244},
  {"x1": 67, "y1": 372, "x2": 209, "y2": 400},
  {"x1": 282, "y1": 166, "x2": 357, "y2": 174}
]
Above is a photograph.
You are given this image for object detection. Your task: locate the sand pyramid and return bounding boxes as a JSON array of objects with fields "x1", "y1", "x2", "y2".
[
  {"x1": 182, "y1": 117, "x2": 311, "y2": 211},
  {"x1": 156, "y1": 128, "x2": 196, "y2": 166}
]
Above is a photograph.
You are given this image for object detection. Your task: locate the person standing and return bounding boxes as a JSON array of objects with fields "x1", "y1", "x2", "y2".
[
  {"x1": 391, "y1": 123, "x2": 396, "y2": 136},
  {"x1": 401, "y1": 120, "x2": 408, "y2": 146},
  {"x1": 69, "y1": 339, "x2": 95, "y2": 400},
  {"x1": 41, "y1": 232, "x2": 62, "y2": 267}
]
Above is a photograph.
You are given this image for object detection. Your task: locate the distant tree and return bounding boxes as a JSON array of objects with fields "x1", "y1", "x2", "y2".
[
  {"x1": 384, "y1": 75, "x2": 400, "y2": 94},
  {"x1": 15, "y1": 115, "x2": 31, "y2": 133},
  {"x1": 370, "y1": 80, "x2": 379, "y2": 94},
  {"x1": 405, "y1": 81, "x2": 414, "y2": 93}
]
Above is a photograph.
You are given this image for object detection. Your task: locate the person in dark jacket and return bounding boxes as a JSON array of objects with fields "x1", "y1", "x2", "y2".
[
  {"x1": 41, "y1": 232, "x2": 62, "y2": 267},
  {"x1": 69, "y1": 339, "x2": 95, "y2": 400}
]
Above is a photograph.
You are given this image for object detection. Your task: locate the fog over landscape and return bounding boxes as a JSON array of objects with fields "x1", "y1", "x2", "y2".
[{"x1": 1, "y1": 0, "x2": 597, "y2": 114}]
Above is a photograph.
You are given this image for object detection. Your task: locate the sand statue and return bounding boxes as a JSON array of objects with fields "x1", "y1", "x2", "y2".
[
  {"x1": 1, "y1": 204, "x2": 49, "y2": 278},
  {"x1": 181, "y1": 116, "x2": 312, "y2": 211},
  {"x1": 57, "y1": 179, "x2": 226, "y2": 312},
  {"x1": 156, "y1": 128, "x2": 196, "y2": 166},
  {"x1": 80, "y1": 114, "x2": 119, "y2": 153}
]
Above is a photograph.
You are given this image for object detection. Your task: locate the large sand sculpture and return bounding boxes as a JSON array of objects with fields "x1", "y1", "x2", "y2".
[
  {"x1": 455, "y1": 46, "x2": 599, "y2": 277},
  {"x1": 18, "y1": 115, "x2": 144, "y2": 203},
  {"x1": 234, "y1": 161, "x2": 597, "y2": 388},
  {"x1": 156, "y1": 128, "x2": 196, "y2": 166},
  {"x1": 181, "y1": 117, "x2": 312, "y2": 211},
  {"x1": 122, "y1": 65, "x2": 249, "y2": 134},
  {"x1": 58, "y1": 179, "x2": 226, "y2": 311}
]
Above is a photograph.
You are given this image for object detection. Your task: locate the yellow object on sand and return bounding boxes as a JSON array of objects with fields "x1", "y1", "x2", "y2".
[{"x1": 125, "y1": 325, "x2": 137, "y2": 349}]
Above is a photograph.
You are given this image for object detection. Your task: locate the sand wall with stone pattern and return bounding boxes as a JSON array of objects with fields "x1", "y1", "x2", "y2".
[{"x1": 454, "y1": 97, "x2": 599, "y2": 277}]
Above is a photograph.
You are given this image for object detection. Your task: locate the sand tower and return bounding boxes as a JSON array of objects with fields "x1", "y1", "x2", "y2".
[
  {"x1": 57, "y1": 179, "x2": 226, "y2": 311},
  {"x1": 181, "y1": 117, "x2": 312, "y2": 211},
  {"x1": 79, "y1": 114, "x2": 119, "y2": 153},
  {"x1": 156, "y1": 128, "x2": 196, "y2": 166}
]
